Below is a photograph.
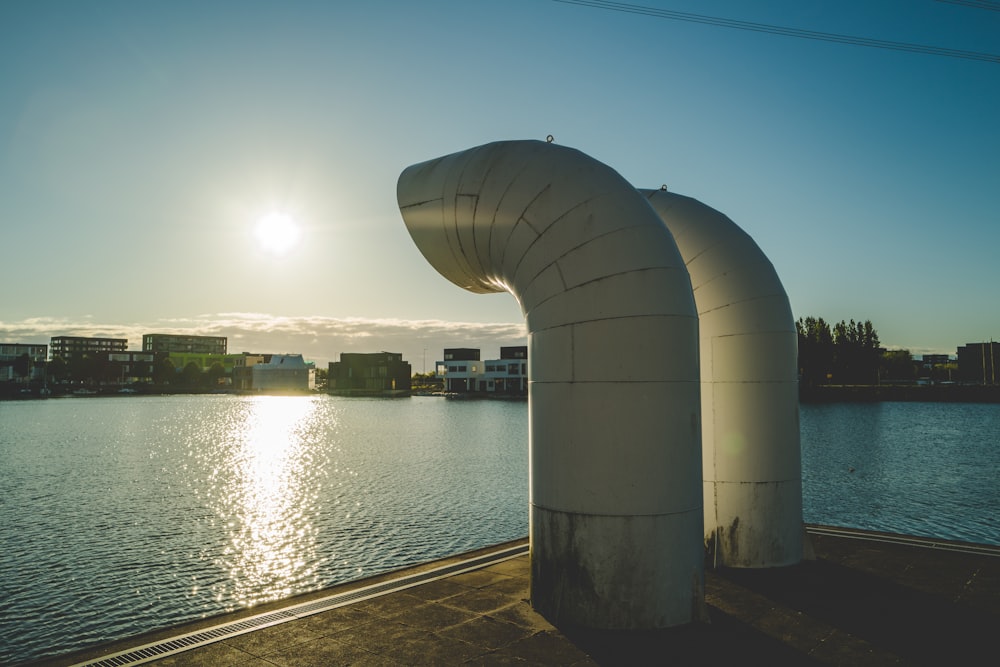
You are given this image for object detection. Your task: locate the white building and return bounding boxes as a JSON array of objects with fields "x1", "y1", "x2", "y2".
[
  {"x1": 251, "y1": 354, "x2": 316, "y2": 392},
  {"x1": 0, "y1": 343, "x2": 48, "y2": 382},
  {"x1": 436, "y1": 346, "x2": 527, "y2": 395}
]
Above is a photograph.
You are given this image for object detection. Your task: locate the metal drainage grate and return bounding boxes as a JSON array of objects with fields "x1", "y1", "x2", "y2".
[
  {"x1": 73, "y1": 542, "x2": 529, "y2": 667},
  {"x1": 805, "y1": 524, "x2": 1000, "y2": 558}
]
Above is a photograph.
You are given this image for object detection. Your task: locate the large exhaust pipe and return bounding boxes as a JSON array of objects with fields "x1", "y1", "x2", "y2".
[
  {"x1": 642, "y1": 190, "x2": 803, "y2": 568},
  {"x1": 398, "y1": 140, "x2": 704, "y2": 628}
]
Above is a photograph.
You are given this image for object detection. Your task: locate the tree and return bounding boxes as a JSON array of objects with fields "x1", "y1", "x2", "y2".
[
  {"x1": 832, "y1": 319, "x2": 881, "y2": 384},
  {"x1": 205, "y1": 362, "x2": 226, "y2": 387},
  {"x1": 314, "y1": 367, "x2": 328, "y2": 391},
  {"x1": 47, "y1": 357, "x2": 68, "y2": 383},
  {"x1": 880, "y1": 349, "x2": 915, "y2": 383},
  {"x1": 798, "y1": 317, "x2": 882, "y2": 385},
  {"x1": 181, "y1": 362, "x2": 203, "y2": 387},
  {"x1": 12, "y1": 353, "x2": 31, "y2": 381},
  {"x1": 153, "y1": 357, "x2": 175, "y2": 384},
  {"x1": 68, "y1": 354, "x2": 101, "y2": 384},
  {"x1": 796, "y1": 317, "x2": 834, "y2": 386}
]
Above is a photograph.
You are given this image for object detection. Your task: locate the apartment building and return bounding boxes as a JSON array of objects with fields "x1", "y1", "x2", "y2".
[
  {"x1": 437, "y1": 346, "x2": 527, "y2": 396},
  {"x1": 0, "y1": 343, "x2": 48, "y2": 382},
  {"x1": 49, "y1": 336, "x2": 127, "y2": 360},
  {"x1": 142, "y1": 334, "x2": 227, "y2": 356}
]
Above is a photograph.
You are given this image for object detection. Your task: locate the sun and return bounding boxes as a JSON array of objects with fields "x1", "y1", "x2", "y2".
[{"x1": 254, "y1": 212, "x2": 301, "y2": 255}]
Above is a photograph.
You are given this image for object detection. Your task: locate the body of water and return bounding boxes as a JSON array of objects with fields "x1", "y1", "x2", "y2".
[{"x1": 1, "y1": 395, "x2": 997, "y2": 664}]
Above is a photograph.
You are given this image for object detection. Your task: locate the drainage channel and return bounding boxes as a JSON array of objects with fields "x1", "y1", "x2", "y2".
[
  {"x1": 805, "y1": 524, "x2": 1000, "y2": 558},
  {"x1": 72, "y1": 542, "x2": 529, "y2": 667}
]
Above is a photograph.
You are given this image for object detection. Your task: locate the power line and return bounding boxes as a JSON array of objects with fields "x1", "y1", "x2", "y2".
[
  {"x1": 936, "y1": 0, "x2": 1000, "y2": 11},
  {"x1": 549, "y1": 0, "x2": 1000, "y2": 64}
]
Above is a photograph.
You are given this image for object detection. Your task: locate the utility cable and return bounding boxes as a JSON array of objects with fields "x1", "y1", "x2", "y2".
[
  {"x1": 549, "y1": 0, "x2": 1000, "y2": 64},
  {"x1": 935, "y1": 0, "x2": 1000, "y2": 12}
]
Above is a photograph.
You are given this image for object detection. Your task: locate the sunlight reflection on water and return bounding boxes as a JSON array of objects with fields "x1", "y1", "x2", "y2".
[
  {"x1": 3, "y1": 395, "x2": 996, "y2": 665},
  {"x1": 2, "y1": 394, "x2": 530, "y2": 665},
  {"x1": 207, "y1": 397, "x2": 323, "y2": 608}
]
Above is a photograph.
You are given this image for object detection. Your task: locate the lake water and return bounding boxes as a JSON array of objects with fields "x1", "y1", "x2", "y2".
[{"x1": 1, "y1": 395, "x2": 997, "y2": 664}]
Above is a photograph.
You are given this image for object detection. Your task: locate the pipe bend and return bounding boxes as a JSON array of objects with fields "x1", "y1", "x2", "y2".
[
  {"x1": 399, "y1": 141, "x2": 696, "y2": 325},
  {"x1": 642, "y1": 188, "x2": 803, "y2": 568},
  {"x1": 399, "y1": 141, "x2": 705, "y2": 628}
]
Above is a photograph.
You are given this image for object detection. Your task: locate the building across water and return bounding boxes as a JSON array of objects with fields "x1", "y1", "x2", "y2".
[
  {"x1": 958, "y1": 342, "x2": 1000, "y2": 385},
  {"x1": 0, "y1": 343, "x2": 48, "y2": 383},
  {"x1": 328, "y1": 352, "x2": 411, "y2": 396},
  {"x1": 436, "y1": 346, "x2": 527, "y2": 397},
  {"x1": 50, "y1": 336, "x2": 127, "y2": 360},
  {"x1": 250, "y1": 354, "x2": 316, "y2": 392},
  {"x1": 142, "y1": 334, "x2": 227, "y2": 356}
]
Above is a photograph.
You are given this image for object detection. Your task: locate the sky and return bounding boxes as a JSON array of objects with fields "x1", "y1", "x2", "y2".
[{"x1": 1, "y1": 0, "x2": 997, "y2": 367}]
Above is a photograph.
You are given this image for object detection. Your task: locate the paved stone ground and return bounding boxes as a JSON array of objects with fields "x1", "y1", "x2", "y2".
[{"x1": 37, "y1": 528, "x2": 1000, "y2": 666}]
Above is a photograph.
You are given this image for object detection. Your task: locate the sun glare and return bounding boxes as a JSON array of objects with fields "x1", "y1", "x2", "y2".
[{"x1": 255, "y1": 212, "x2": 301, "y2": 255}]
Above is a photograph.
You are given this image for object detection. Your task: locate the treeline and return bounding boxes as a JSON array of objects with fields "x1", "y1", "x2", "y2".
[
  {"x1": 8, "y1": 354, "x2": 227, "y2": 388},
  {"x1": 797, "y1": 317, "x2": 891, "y2": 386}
]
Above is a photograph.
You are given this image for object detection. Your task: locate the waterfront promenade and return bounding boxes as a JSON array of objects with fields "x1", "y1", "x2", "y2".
[{"x1": 39, "y1": 525, "x2": 999, "y2": 666}]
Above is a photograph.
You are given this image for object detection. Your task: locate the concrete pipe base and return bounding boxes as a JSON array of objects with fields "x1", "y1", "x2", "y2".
[
  {"x1": 530, "y1": 505, "x2": 704, "y2": 629},
  {"x1": 705, "y1": 479, "x2": 804, "y2": 568}
]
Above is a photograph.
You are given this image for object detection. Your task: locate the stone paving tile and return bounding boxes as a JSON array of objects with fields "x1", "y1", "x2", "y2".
[
  {"x1": 807, "y1": 629, "x2": 905, "y2": 666},
  {"x1": 704, "y1": 576, "x2": 775, "y2": 622},
  {"x1": 752, "y1": 606, "x2": 835, "y2": 653},
  {"x1": 294, "y1": 603, "x2": 380, "y2": 636},
  {"x1": 148, "y1": 641, "x2": 269, "y2": 666},
  {"x1": 448, "y1": 569, "x2": 517, "y2": 589},
  {"x1": 221, "y1": 621, "x2": 323, "y2": 657},
  {"x1": 405, "y1": 576, "x2": 474, "y2": 602},
  {"x1": 480, "y1": 556, "x2": 530, "y2": 578},
  {"x1": 357, "y1": 626, "x2": 485, "y2": 665},
  {"x1": 326, "y1": 619, "x2": 414, "y2": 655},
  {"x1": 490, "y1": 601, "x2": 559, "y2": 634},
  {"x1": 460, "y1": 652, "x2": 533, "y2": 665},
  {"x1": 51, "y1": 534, "x2": 1000, "y2": 667},
  {"x1": 443, "y1": 584, "x2": 526, "y2": 615},
  {"x1": 263, "y1": 636, "x2": 403, "y2": 667},
  {"x1": 438, "y1": 614, "x2": 536, "y2": 651},
  {"x1": 481, "y1": 573, "x2": 530, "y2": 598},
  {"x1": 491, "y1": 630, "x2": 596, "y2": 666},
  {"x1": 391, "y1": 600, "x2": 479, "y2": 632},
  {"x1": 350, "y1": 590, "x2": 427, "y2": 619},
  {"x1": 963, "y1": 566, "x2": 1000, "y2": 612}
]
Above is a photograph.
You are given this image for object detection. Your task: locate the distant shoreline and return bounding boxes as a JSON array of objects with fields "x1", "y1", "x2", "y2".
[
  {"x1": 800, "y1": 384, "x2": 1000, "y2": 404},
  {"x1": 5, "y1": 384, "x2": 1000, "y2": 404}
]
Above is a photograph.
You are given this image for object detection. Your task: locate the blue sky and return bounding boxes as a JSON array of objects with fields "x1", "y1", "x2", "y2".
[{"x1": 2, "y1": 0, "x2": 997, "y2": 366}]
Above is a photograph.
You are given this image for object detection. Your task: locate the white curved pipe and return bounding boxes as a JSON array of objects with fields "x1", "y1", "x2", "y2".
[
  {"x1": 398, "y1": 140, "x2": 704, "y2": 629},
  {"x1": 641, "y1": 190, "x2": 803, "y2": 568}
]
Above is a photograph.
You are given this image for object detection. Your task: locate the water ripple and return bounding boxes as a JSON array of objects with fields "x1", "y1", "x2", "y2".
[{"x1": 3, "y1": 397, "x2": 996, "y2": 664}]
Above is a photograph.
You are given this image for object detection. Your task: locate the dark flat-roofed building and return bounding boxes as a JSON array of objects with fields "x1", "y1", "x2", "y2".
[
  {"x1": 957, "y1": 342, "x2": 999, "y2": 385},
  {"x1": 921, "y1": 354, "x2": 951, "y2": 367},
  {"x1": 143, "y1": 334, "x2": 227, "y2": 356},
  {"x1": 328, "y1": 352, "x2": 411, "y2": 396},
  {"x1": 442, "y1": 348, "x2": 480, "y2": 362},
  {"x1": 50, "y1": 336, "x2": 127, "y2": 361},
  {"x1": 108, "y1": 351, "x2": 156, "y2": 384}
]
